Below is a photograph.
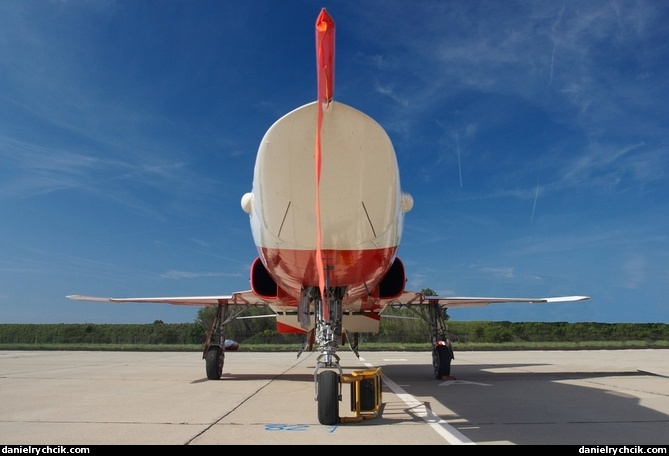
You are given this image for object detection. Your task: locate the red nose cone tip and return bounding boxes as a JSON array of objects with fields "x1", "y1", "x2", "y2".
[
  {"x1": 315, "y1": 8, "x2": 335, "y2": 103},
  {"x1": 316, "y1": 8, "x2": 334, "y2": 30}
]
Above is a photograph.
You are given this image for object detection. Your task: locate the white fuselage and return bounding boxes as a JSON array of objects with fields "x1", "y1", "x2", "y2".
[{"x1": 241, "y1": 101, "x2": 412, "y2": 315}]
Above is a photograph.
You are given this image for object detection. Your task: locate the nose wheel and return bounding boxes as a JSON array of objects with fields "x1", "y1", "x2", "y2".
[{"x1": 317, "y1": 370, "x2": 340, "y2": 425}]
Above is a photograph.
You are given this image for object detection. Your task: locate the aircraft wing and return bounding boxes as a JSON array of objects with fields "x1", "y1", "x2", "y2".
[
  {"x1": 384, "y1": 291, "x2": 591, "y2": 308},
  {"x1": 66, "y1": 291, "x2": 272, "y2": 307},
  {"x1": 68, "y1": 290, "x2": 590, "y2": 310}
]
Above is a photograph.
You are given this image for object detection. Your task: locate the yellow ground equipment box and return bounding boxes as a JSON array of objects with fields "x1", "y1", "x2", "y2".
[{"x1": 340, "y1": 367, "x2": 383, "y2": 423}]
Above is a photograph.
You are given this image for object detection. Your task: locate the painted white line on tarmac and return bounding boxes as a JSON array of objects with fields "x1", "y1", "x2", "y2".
[{"x1": 359, "y1": 358, "x2": 475, "y2": 445}]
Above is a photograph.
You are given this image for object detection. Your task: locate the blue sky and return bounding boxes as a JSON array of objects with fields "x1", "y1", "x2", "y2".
[{"x1": 1, "y1": 0, "x2": 667, "y2": 324}]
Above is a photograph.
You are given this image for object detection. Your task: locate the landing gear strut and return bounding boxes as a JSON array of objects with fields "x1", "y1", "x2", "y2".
[
  {"x1": 428, "y1": 301, "x2": 454, "y2": 379},
  {"x1": 309, "y1": 285, "x2": 346, "y2": 425},
  {"x1": 402, "y1": 300, "x2": 455, "y2": 379},
  {"x1": 203, "y1": 303, "x2": 229, "y2": 380}
]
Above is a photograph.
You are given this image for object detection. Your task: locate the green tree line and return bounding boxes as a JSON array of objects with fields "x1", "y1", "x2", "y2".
[{"x1": 1, "y1": 318, "x2": 667, "y2": 346}]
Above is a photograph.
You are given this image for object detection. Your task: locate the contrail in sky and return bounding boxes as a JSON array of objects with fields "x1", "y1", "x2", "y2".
[{"x1": 531, "y1": 167, "x2": 541, "y2": 224}]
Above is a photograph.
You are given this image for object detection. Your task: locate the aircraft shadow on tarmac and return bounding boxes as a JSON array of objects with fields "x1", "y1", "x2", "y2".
[
  {"x1": 185, "y1": 357, "x2": 668, "y2": 444},
  {"x1": 349, "y1": 362, "x2": 669, "y2": 445}
]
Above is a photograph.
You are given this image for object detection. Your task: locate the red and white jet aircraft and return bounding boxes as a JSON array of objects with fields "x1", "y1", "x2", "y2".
[{"x1": 68, "y1": 8, "x2": 589, "y2": 425}]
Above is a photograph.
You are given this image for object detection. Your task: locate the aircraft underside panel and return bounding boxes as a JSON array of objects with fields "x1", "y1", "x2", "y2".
[{"x1": 274, "y1": 313, "x2": 381, "y2": 334}]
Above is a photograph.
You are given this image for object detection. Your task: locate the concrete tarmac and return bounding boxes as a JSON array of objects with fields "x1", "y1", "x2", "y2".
[{"x1": 0, "y1": 349, "x2": 668, "y2": 445}]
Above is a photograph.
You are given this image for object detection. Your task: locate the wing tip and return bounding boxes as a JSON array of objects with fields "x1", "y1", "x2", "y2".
[
  {"x1": 66, "y1": 295, "x2": 111, "y2": 302},
  {"x1": 544, "y1": 295, "x2": 591, "y2": 303}
]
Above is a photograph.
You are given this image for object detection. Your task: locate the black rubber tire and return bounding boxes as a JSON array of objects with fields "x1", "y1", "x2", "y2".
[
  {"x1": 317, "y1": 370, "x2": 339, "y2": 425},
  {"x1": 433, "y1": 344, "x2": 452, "y2": 379},
  {"x1": 205, "y1": 346, "x2": 223, "y2": 380}
]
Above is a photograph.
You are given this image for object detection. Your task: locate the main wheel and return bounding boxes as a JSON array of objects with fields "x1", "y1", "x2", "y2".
[
  {"x1": 205, "y1": 346, "x2": 224, "y2": 380},
  {"x1": 432, "y1": 344, "x2": 452, "y2": 379},
  {"x1": 317, "y1": 370, "x2": 339, "y2": 425}
]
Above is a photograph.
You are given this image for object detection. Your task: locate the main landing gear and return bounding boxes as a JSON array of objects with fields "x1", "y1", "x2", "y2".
[
  {"x1": 401, "y1": 299, "x2": 455, "y2": 380},
  {"x1": 203, "y1": 302, "x2": 246, "y2": 381},
  {"x1": 428, "y1": 301, "x2": 454, "y2": 380},
  {"x1": 200, "y1": 294, "x2": 454, "y2": 425}
]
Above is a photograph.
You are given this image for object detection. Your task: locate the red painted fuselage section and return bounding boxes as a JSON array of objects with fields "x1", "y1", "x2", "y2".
[{"x1": 259, "y1": 246, "x2": 398, "y2": 309}]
